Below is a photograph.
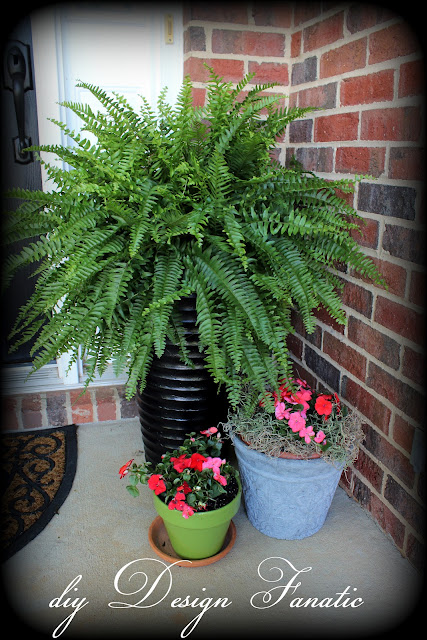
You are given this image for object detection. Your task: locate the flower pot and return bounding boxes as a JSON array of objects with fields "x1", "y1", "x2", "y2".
[
  {"x1": 152, "y1": 484, "x2": 241, "y2": 560},
  {"x1": 232, "y1": 435, "x2": 343, "y2": 540},
  {"x1": 137, "y1": 295, "x2": 228, "y2": 465}
]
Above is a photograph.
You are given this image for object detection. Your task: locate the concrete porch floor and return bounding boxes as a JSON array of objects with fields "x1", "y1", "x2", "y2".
[{"x1": 3, "y1": 418, "x2": 423, "y2": 639}]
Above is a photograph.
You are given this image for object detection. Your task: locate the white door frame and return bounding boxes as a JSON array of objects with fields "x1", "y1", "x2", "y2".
[{"x1": 4, "y1": 4, "x2": 184, "y2": 393}]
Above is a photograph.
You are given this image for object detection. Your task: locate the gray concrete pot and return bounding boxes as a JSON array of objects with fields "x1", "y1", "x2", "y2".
[{"x1": 232, "y1": 434, "x2": 343, "y2": 540}]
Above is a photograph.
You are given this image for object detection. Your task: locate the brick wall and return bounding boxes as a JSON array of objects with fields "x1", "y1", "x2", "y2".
[
  {"x1": 3, "y1": 386, "x2": 138, "y2": 430},
  {"x1": 183, "y1": 1, "x2": 425, "y2": 570}
]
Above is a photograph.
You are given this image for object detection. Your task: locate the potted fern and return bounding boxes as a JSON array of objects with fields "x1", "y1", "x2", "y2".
[{"x1": 3, "y1": 69, "x2": 383, "y2": 461}]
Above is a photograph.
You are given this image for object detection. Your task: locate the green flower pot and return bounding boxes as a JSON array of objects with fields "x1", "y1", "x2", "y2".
[{"x1": 153, "y1": 483, "x2": 241, "y2": 560}]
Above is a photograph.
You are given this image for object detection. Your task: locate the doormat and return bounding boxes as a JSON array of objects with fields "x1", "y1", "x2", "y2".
[{"x1": 0, "y1": 424, "x2": 78, "y2": 562}]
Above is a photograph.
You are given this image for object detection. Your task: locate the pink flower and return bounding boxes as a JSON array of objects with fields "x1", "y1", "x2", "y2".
[
  {"x1": 181, "y1": 503, "x2": 195, "y2": 519},
  {"x1": 147, "y1": 474, "x2": 166, "y2": 495},
  {"x1": 314, "y1": 430, "x2": 326, "y2": 444},
  {"x1": 200, "y1": 427, "x2": 218, "y2": 435},
  {"x1": 119, "y1": 459, "x2": 134, "y2": 478},
  {"x1": 214, "y1": 473, "x2": 227, "y2": 486},
  {"x1": 288, "y1": 412, "x2": 306, "y2": 432},
  {"x1": 275, "y1": 402, "x2": 291, "y2": 420},
  {"x1": 299, "y1": 425, "x2": 314, "y2": 443},
  {"x1": 202, "y1": 457, "x2": 225, "y2": 476}
]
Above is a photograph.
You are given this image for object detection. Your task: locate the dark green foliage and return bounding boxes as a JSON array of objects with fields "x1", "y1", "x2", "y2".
[{"x1": 2, "y1": 69, "x2": 385, "y2": 404}]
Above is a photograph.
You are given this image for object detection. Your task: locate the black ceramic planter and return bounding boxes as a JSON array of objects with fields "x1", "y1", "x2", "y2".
[{"x1": 137, "y1": 296, "x2": 227, "y2": 464}]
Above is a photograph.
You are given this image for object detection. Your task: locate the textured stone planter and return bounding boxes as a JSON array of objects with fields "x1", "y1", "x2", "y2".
[{"x1": 232, "y1": 434, "x2": 343, "y2": 540}]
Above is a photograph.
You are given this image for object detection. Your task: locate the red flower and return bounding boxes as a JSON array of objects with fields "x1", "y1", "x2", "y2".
[
  {"x1": 119, "y1": 459, "x2": 134, "y2": 478},
  {"x1": 315, "y1": 395, "x2": 333, "y2": 417},
  {"x1": 334, "y1": 393, "x2": 341, "y2": 413},
  {"x1": 147, "y1": 474, "x2": 166, "y2": 495},
  {"x1": 170, "y1": 454, "x2": 191, "y2": 473},
  {"x1": 177, "y1": 482, "x2": 191, "y2": 495},
  {"x1": 189, "y1": 452, "x2": 207, "y2": 472}
]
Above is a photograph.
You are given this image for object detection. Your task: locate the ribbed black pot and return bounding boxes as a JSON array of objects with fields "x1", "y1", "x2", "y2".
[{"x1": 136, "y1": 296, "x2": 228, "y2": 465}]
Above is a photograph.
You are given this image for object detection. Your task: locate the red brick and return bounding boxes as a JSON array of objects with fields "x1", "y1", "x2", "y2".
[
  {"x1": 70, "y1": 390, "x2": 94, "y2": 424},
  {"x1": 287, "y1": 333, "x2": 303, "y2": 360},
  {"x1": 369, "y1": 22, "x2": 420, "y2": 64},
  {"x1": 248, "y1": 62, "x2": 288, "y2": 85},
  {"x1": 402, "y1": 346, "x2": 425, "y2": 386},
  {"x1": 393, "y1": 414, "x2": 415, "y2": 454},
  {"x1": 314, "y1": 112, "x2": 359, "y2": 142},
  {"x1": 361, "y1": 107, "x2": 422, "y2": 142},
  {"x1": 399, "y1": 59, "x2": 425, "y2": 97},
  {"x1": 341, "y1": 279, "x2": 373, "y2": 318},
  {"x1": 2, "y1": 397, "x2": 19, "y2": 430},
  {"x1": 340, "y1": 70, "x2": 394, "y2": 106},
  {"x1": 184, "y1": 57, "x2": 244, "y2": 83},
  {"x1": 341, "y1": 376, "x2": 391, "y2": 433},
  {"x1": 367, "y1": 362, "x2": 424, "y2": 422},
  {"x1": 320, "y1": 38, "x2": 367, "y2": 78},
  {"x1": 354, "y1": 257, "x2": 406, "y2": 297},
  {"x1": 252, "y1": 3, "x2": 292, "y2": 27},
  {"x1": 96, "y1": 387, "x2": 118, "y2": 422},
  {"x1": 353, "y1": 449, "x2": 384, "y2": 492},
  {"x1": 409, "y1": 270, "x2": 426, "y2": 307},
  {"x1": 335, "y1": 147, "x2": 385, "y2": 177},
  {"x1": 22, "y1": 395, "x2": 43, "y2": 429},
  {"x1": 212, "y1": 30, "x2": 285, "y2": 57},
  {"x1": 191, "y1": 87, "x2": 206, "y2": 107},
  {"x1": 291, "y1": 31, "x2": 302, "y2": 58},
  {"x1": 323, "y1": 332, "x2": 367, "y2": 381},
  {"x1": 348, "y1": 316, "x2": 400, "y2": 370},
  {"x1": 369, "y1": 492, "x2": 405, "y2": 549},
  {"x1": 363, "y1": 422, "x2": 415, "y2": 488},
  {"x1": 314, "y1": 305, "x2": 345, "y2": 333},
  {"x1": 346, "y1": 5, "x2": 396, "y2": 34},
  {"x1": 185, "y1": 4, "x2": 248, "y2": 24},
  {"x1": 350, "y1": 217, "x2": 379, "y2": 250},
  {"x1": 389, "y1": 147, "x2": 424, "y2": 181},
  {"x1": 294, "y1": 2, "x2": 322, "y2": 27},
  {"x1": 405, "y1": 533, "x2": 425, "y2": 572},
  {"x1": 374, "y1": 296, "x2": 424, "y2": 345},
  {"x1": 303, "y1": 12, "x2": 344, "y2": 53},
  {"x1": 384, "y1": 474, "x2": 423, "y2": 532}
]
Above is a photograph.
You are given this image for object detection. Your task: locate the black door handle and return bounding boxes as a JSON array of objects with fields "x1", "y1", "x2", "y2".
[{"x1": 4, "y1": 41, "x2": 33, "y2": 164}]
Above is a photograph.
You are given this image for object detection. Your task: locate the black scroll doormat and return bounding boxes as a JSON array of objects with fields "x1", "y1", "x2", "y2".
[{"x1": 0, "y1": 424, "x2": 78, "y2": 561}]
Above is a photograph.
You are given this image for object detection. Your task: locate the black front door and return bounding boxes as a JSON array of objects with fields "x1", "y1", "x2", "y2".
[{"x1": 1, "y1": 14, "x2": 42, "y2": 365}]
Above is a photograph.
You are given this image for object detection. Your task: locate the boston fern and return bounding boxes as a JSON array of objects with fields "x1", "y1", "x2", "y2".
[{"x1": 3, "y1": 69, "x2": 384, "y2": 406}]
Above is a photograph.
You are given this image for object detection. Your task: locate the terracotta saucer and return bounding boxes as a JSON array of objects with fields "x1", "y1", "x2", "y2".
[{"x1": 148, "y1": 516, "x2": 237, "y2": 567}]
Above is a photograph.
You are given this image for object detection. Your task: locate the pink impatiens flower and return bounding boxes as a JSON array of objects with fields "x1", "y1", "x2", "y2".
[
  {"x1": 214, "y1": 473, "x2": 227, "y2": 486},
  {"x1": 200, "y1": 427, "x2": 218, "y2": 435},
  {"x1": 275, "y1": 402, "x2": 292, "y2": 420},
  {"x1": 299, "y1": 425, "x2": 315, "y2": 443},
  {"x1": 314, "y1": 430, "x2": 326, "y2": 444},
  {"x1": 288, "y1": 412, "x2": 306, "y2": 432}
]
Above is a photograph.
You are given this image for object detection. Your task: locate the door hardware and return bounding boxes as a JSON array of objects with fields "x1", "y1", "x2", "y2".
[{"x1": 3, "y1": 40, "x2": 34, "y2": 164}]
